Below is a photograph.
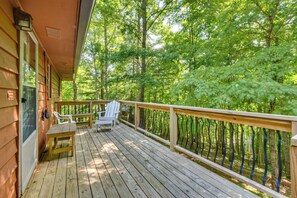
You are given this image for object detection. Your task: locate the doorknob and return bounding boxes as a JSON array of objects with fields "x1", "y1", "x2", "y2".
[{"x1": 21, "y1": 98, "x2": 27, "y2": 103}]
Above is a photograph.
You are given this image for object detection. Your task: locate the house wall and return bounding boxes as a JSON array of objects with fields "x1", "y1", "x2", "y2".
[
  {"x1": 0, "y1": 0, "x2": 62, "y2": 197},
  {"x1": 0, "y1": 0, "x2": 19, "y2": 197},
  {"x1": 37, "y1": 52, "x2": 61, "y2": 160}
]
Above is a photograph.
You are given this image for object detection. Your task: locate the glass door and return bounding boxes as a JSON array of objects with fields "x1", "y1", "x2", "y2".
[{"x1": 20, "y1": 31, "x2": 38, "y2": 193}]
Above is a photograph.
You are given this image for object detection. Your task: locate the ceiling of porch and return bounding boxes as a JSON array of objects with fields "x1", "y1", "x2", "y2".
[{"x1": 18, "y1": 0, "x2": 94, "y2": 80}]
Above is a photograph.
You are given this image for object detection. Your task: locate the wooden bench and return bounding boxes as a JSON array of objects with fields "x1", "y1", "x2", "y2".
[
  {"x1": 47, "y1": 123, "x2": 76, "y2": 159},
  {"x1": 72, "y1": 113, "x2": 93, "y2": 128}
]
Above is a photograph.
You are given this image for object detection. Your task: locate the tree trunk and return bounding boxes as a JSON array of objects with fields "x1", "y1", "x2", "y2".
[
  {"x1": 139, "y1": 0, "x2": 147, "y2": 128},
  {"x1": 104, "y1": 18, "x2": 109, "y2": 99},
  {"x1": 136, "y1": 14, "x2": 141, "y2": 75},
  {"x1": 100, "y1": 69, "x2": 104, "y2": 99},
  {"x1": 135, "y1": 14, "x2": 141, "y2": 101},
  {"x1": 93, "y1": 52, "x2": 100, "y2": 100}
]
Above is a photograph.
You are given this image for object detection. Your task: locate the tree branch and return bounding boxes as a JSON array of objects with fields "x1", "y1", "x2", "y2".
[
  {"x1": 147, "y1": 0, "x2": 173, "y2": 31},
  {"x1": 252, "y1": 0, "x2": 268, "y2": 16}
]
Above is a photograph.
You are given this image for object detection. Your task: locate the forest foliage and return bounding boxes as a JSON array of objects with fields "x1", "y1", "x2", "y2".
[{"x1": 63, "y1": 0, "x2": 297, "y2": 115}]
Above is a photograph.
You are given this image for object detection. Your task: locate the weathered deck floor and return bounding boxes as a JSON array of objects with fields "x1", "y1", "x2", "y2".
[{"x1": 22, "y1": 123, "x2": 258, "y2": 198}]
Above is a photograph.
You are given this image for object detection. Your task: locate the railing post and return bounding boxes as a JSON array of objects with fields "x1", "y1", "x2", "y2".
[
  {"x1": 170, "y1": 107, "x2": 177, "y2": 151},
  {"x1": 291, "y1": 121, "x2": 297, "y2": 198},
  {"x1": 89, "y1": 101, "x2": 93, "y2": 114},
  {"x1": 135, "y1": 103, "x2": 140, "y2": 131}
]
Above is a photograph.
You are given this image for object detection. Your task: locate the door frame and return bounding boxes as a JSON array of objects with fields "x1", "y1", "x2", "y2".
[{"x1": 18, "y1": 30, "x2": 39, "y2": 196}]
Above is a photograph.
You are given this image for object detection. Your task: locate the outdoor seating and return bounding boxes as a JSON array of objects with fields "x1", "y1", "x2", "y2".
[
  {"x1": 95, "y1": 100, "x2": 120, "y2": 131},
  {"x1": 53, "y1": 111, "x2": 76, "y2": 124}
]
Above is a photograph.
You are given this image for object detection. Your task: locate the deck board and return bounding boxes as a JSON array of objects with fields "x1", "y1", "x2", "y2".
[
  {"x1": 23, "y1": 124, "x2": 259, "y2": 198},
  {"x1": 52, "y1": 141, "x2": 68, "y2": 198},
  {"x1": 112, "y1": 127, "x2": 215, "y2": 197},
  {"x1": 86, "y1": 131, "x2": 119, "y2": 198},
  {"x1": 97, "y1": 133, "x2": 162, "y2": 198},
  {"x1": 117, "y1": 124, "x2": 255, "y2": 198},
  {"x1": 94, "y1": 132, "x2": 147, "y2": 197},
  {"x1": 79, "y1": 129, "x2": 106, "y2": 198},
  {"x1": 76, "y1": 129, "x2": 93, "y2": 198},
  {"x1": 66, "y1": 138, "x2": 79, "y2": 198}
]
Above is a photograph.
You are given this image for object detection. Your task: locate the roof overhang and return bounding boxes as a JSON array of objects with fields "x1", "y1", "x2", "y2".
[{"x1": 18, "y1": 0, "x2": 95, "y2": 80}]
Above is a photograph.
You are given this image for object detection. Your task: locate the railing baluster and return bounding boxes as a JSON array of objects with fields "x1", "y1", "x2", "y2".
[
  {"x1": 250, "y1": 126, "x2": 256, "y2": 180},
  {"x1": 190, "y1": 116, "x2": 194, "y2": 151},
  {"x1": 160, "y1": 112, "x2": 164, "y2": 138},
  {"x1": 195, "y1": 117, "x2": 199, "y2": 154},
  {"x1": 177, "y1": 115, "x2": 181, "y2": 145},
  {"x1": 184, "y1": 115, "x2": 189, "y2": 148},
  {"x1": 148, "y1": 109, "x2": 151, "y2": 131},
  {"x1": 276, "y1": 130, "x2": 282, "y2": 192},
  {"x1": 214, "y1": 121, "x2": 219, "y2": 163},
  {"x1": 263, "y1": 128, "x2": 268, "y2": 185},
  {"x1": 155, "y1": 110, "x2": 159, "y2": 135},
  {"x1": 158, "y1": 111, "x2": 162, "y2": 136},
  {"x1": 221, "y1": 122, "x2": 226, "y2": 166},
  {"x1": 240, "y1": 125, "x2": 245, "y2": 175},
  {"x1": 200, "y1": 118, "x2": 205, "y2": 156},
  {"x1": 152, "y1": 110, "x2": 156, "y2": 134},
  {"x1": 161, "y1": 112, "x2": 165, "y2": 138},
  {"x1": 166, "y1": 112, "x2": 170, "y2": 140},
  {"x1": 155, "y1": 110, "x2": 158, "y2": 135},
  {"x1": 230, "y1": 123, "x2": 235, "y2": 170},
  {"x1": 149, "y1": 109, "x2": 152, "y2": 131},
  {"x1": 180, "y1": 115, "x2": 185, "y2": 145},
  {"x1": 207, "y1": 119, "x2": 211, "y2": 159}
]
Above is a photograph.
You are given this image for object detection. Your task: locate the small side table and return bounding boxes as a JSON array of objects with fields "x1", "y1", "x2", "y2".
[{"x1": 47, "y1": 123, "x2": 77, "y2": 159}]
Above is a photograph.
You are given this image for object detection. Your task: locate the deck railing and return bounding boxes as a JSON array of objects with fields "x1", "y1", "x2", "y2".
[
  {"x1": 55, "y1": 100, "x2": 297, "y2": 197},
  {"x1": 119, "y1": 100, "x2": 297, "y2": 198},
  {"x1": 55, "y1": 101, "x2": 109, "y2": 124}
]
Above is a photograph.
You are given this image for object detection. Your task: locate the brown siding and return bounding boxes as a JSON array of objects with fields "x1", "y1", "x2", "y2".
[
  {"x1": 0, "y1": 1, "x2": 63, "y2": 197},
  {"x1": 0, "y1": 0, "x2": 19, "y2": 197},
  {"x1": 37, "y1": 50, "x2": 61, "y2": 160}
]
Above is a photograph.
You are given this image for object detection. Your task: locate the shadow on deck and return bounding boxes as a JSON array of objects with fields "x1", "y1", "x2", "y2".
[{"x1": 22, "y1": 123, "x2": 258, "y2": 198}]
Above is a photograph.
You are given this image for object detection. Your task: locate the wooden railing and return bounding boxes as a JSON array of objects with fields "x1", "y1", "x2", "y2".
[
  {"x1": 55, "y1": 101, "x2": 110, "y2": 125},
  {"x1": 55, "y1": 100, "x2": 297, "y2": 197},
  {"x1": 119, "y1": 100, "x2": 297, "y2": 198}
]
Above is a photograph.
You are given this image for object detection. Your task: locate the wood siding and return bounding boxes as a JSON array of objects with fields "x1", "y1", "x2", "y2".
[
  {"x1": 0, "y1": 0, "x2": 62, "y2": 197},
  {"x1": 37, "y1": 52, "x2": 61, "y2": 160},
  {"x1": 0, "y1": 0, "x2": 19, "y2": 197}
]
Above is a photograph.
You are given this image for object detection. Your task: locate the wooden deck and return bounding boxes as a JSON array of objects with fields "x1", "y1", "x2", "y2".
[{"x1": 22, "y1": 123, "x2": 258, "y2": 198}]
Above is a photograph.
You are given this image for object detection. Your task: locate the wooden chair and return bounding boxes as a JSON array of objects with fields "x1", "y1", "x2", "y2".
[
  {"x1": 53, "y1": 111, "x2": 76, "y2": 124},
  {"x1": 95, "y1": 100, "x2": 120, "y2": 131}
]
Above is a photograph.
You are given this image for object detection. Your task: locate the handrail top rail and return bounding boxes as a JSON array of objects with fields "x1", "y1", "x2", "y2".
[
  {"x1": 54, "y1": 99, "x2": 297, "y2": 122},
  {"x1": 55, "y1": 100, "x2": 110, "y2": 103},
  {"x1": 119, "y1": 100, "x2": 297, "y2": 122}
]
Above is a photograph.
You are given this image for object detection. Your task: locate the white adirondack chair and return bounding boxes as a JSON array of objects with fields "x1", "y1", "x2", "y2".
[
  {"x1": 53, "y1": 111, "x2": 76, "y2": 124},
  {"x1": 95, "y1": 100, "x2": 120, "y2": 131}
]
